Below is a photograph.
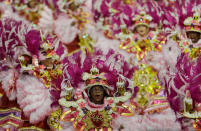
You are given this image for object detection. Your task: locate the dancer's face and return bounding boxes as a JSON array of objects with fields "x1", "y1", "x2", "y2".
[
  {"x1": 136, "y1": 25, "x2": 149, "y2": 37},
  {"x1": 27, "y1": 1, "x2": 38, "y2": 9},
  {"x1": 187, "y1": 31, "x2": 200, "y2": 43},
  {"x1": 90, "y1": 86, "x2": 105, "y2": 104}
]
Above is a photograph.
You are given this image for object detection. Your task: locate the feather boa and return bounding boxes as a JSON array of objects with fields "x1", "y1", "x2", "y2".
[{"x1": 16, "y1": 75, "x2": 53, "y2": 124}]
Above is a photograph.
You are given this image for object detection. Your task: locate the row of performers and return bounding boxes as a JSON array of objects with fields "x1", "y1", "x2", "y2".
[{"x1": 0, "y1": 1, "x2": 200, "y2": 131}]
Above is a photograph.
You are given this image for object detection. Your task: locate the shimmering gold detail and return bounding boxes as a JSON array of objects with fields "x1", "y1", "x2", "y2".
[
  {"x1": 184, "y1": 97, "x2": 193, "y2": 114},
  {"x1": 60, "y1": 110, "x2": 75, "y2": 122},
  {"x1": 80, "y1": 126, "x2": 85, "y2": 131},
  {"x1": 118, "y1": 87, "x2": 125, "y2": 96},
  {"x1": 120, "y1": 104, "x2": 135, "y2": 116},
  {"x1": 73, "y1": 9, "x2": 90, "y2": 30},
  {"x1": 83, "y1": 110, "x2": 112, "y2": 130},
  {"x1": 133, "y1": 64, "x2": 161, "y2": 108},
  {"x1": 18, "y1": 126, "x2": 44, "y2": 131},
  {"x1": 0, "y1": 122, "x2": 20, "y2": 128},
  {"x1": 34, "y1": 63, "x2": 62, "y2": 89},
  {"x1": 48, "y1": 109, "x2": 62, "y2": 130},
  {"x1": 193, "y1": 119, "x2": 201, "y2": 130},
  {"x1": 112, "y1": 107, "x2": 117, "y2": 112},
  {"x1": 119, "y1": 33, "x2": 165, "y2": 60},
  {"x1": 117, "y1": 78, "x2": 126, "y2": 96},
  {"x1": 189, "y1": 47, "x2": 201, "y2": 59},
  {"x1": 130, "y1": 103, "x2": 137, "y2": 110},
  {"x1": 0, "y1": 107, "x2": 21, "y2": 112},
  {"x1": 66, "y1": 92, "x2": 73, "y2": 101},
  {"x1": 149, "y1": 102, "x2": 168, "y2": 107},
  {"x1": 73, "y1": 120, "x2": 78, "y2": 129},
  {"x1": 179, "y1": 38, "x2": 201, "y2": 60},
  {"x1": 124, "y1": 0, "x2": 131, "y2": 4},
  {"x1": 78, "y1": 33, "x2": 95, "y2": 53},
  {"x1": 183, "y1": 91, "x2": 201, "y2": 120}
]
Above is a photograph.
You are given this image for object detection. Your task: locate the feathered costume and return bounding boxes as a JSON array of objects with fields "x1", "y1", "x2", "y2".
[
  {"x1": 0, "y1": 18, "x2": 63, "y2": 130},
  {"x1": 48, "y1": 49, "x2": 136, "y2": 131},
  {"x1": 0, "y1": 0, "x2": 200, "y2": 130},
  {"x1": 164, "y1": 53, "x2": 201, "y2": 130}
]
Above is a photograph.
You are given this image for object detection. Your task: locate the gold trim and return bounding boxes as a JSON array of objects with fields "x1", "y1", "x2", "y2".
[
  {"x1": 18, "y1": 126, "x2": 45, "y2": 131},
  {"x1": 108, "y1": 128, "x2": 112, "y2": 131},
  {"x1": 152, "y1": 96, "x2": 167, "y2": 100},
  {"x1": 120, "y1": 104, "x2": 135, "y2": 116},
  {"x1": 130, "y1": 103, "x2": 137, "y2": 110},
  {"x1": 80, "y1": 126, "x2": 85, "y2": 131},
  {"x1": 0, "y1": 107, "x2": 21, "y2": 113},
  {"x1": 60, "y1": 110, "x2": 73, "y2": 122},
  {"x1": 73, "y1": 120, "x2": 78, "y2": 129},
  {"x1": 0, "y1": 121, "x2": 19, "y2": 128},
  {"x1": 149, "y1": 102, "x2": 169, "y2": 107}
]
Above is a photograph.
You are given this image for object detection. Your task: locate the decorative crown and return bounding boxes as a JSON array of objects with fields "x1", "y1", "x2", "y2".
[
  {"x1": 184, "y1": 12, "x2": 201, "y2": 33},
  {"x1": 133, "y1": 11, "x2": 153, "y2": 29},
  {"x1": 82, "y1": 66, "x2": 109, "y2": 89}
]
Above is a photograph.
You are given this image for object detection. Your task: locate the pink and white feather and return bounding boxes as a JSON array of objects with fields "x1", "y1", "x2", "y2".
[
  {"x1": 53, "y1": 14, "x2": 79, "y2": 44},
  {"x1": 0, "y1": 69, "x2": 18, "y2": 101},
  {"x1": 38, "y1": 5, "x2": 54, "y2": 33},
  {"x1": 162, "y1": 39, "x2": 181, "y2": 69},
  {"x1": 16, "y1": 75, "x2": 53, "y2": 124}
]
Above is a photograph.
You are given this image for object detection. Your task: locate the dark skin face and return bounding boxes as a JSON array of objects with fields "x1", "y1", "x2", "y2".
[
  {"x1": 89, "y1": 86, "x2": 105, "y2": 105},
  {"x1": 27, "y1": 0, "x2": 38, "y2": 9},
  {"x1": 187, "y1": 31, "x2": 200, "y2": 43}
]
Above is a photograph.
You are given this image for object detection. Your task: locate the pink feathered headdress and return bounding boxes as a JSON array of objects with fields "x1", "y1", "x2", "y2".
[{"x1": 62, "y1": 49, "x2": 136, "y2": 96}]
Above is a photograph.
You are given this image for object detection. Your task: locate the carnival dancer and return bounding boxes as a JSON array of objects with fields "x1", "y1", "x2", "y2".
[
  {"x1": 164, "y1": 53, "x2": 201, "y2": 130},
  {"x1": 48, "y1": 49, "x2": 136, "y2": 131},
  {"x1": 179, "y1": 11, "x2": 201, "y2": 60},
  {"x1": 0, "y1": 18, "x2": 63, "y2": 130}
]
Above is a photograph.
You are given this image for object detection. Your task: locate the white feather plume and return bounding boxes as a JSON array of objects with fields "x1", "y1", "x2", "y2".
[{"x1": 16, "y1": 75, "x2": 53, "y2": 124}]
